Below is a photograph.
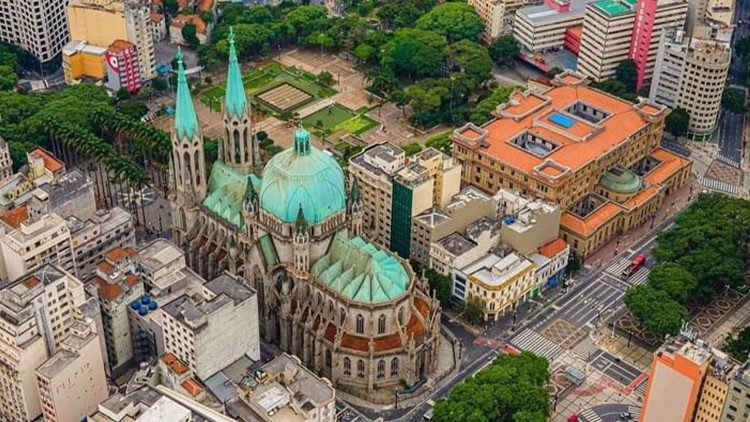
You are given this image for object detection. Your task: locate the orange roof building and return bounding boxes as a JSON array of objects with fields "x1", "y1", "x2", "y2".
[{"x1": 452, "y1": 70, "x2": 692, "y2": 257}]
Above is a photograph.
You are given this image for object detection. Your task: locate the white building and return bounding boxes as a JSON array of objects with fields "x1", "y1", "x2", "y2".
[
  {"x1": 161, "y1": 272, "x2": 260, "y2": 381},
  {"x1": 0, "y1": 0, "x2": 70, "y2": 72},
  {"x1": 514, "y1": 0, "x2": 596, "y2": 52},
  {"x1": 0, "y1": 212, "x2": 76, "y2": 282},
  {"x1": 470, "y1": 0, "x2": 543, "y2": 42},
  {"x1": 35, "y1": 320, "x2": 108, "y2": 422},
  {"x1": 429, "y1": 217, "x2": 503, "y2": 276},
  {"x1": 0, "y1": 265, "x2": 86, "y2": 422},
  {"x1": 69, "y1": 207, "x2": 136, "y2": 280},
  {"x1": 649, "y1": 25, "x2": 731, "y2": 139},
  {"x1": 0, "y1": 137, "x2": 14, "y2": 182}
]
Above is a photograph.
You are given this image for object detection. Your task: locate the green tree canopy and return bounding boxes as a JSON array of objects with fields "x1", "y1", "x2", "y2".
[
  {"x1": 489, "y1": 35, "x2": 521, "y2": 67},
  {"x1": 448, "y1": 40, "x2": 493, "y2": 85},
  {"x1": 381, "y1": 28, "x2": 448, "y2": 79},
  {"x1": 665, "y1": 107, "x2": 690, "y2": 137},
  {"x1": 722, "y1": 87, "x2": 747, "y2": 114},
  {"x1": 282, "y1": 5, "x2": 329, "y2": 43},
  {"x1": 415, "y1": 2, "x2": 485, "y2": 43},
  {"x1": 181, "y1": 22, "x2": 200, "y2": 48},
  {"x1": 433, "y1": 352, "x2": 550, "y2": 422},
  {"x1": 724, "y1": 326, "x2": 750, "y2": 361},
  {"x1": 377, "y1": 1, "x2": 424, "y2": 29},
  {"x1": 624, "y1": 285, "x2": 687, "y2": 336},
  {"x1": 402, "y1": 142, "x2": 423, "y2": 156},
  {"x1": 0, "y1": 65, "x2": 18, "y2": 91},
  {"x1": 425, "y1": 269, "x2": 453, "y2": 305},
  {"x1": 647, "y1": 263, "x2": 697, "y2": 304},
  {"x1": 470, "y1": 85, "x2": 519, "y2": 124},
  {"x1": 614, "y1": 59, "x2": 637, "y2": 92}
]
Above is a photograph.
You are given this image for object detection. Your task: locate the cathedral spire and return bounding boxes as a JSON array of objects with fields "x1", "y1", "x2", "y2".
[
  {"x1": 174, "y1": 47, "x2": 200, "y2": 140},
  {"x1": 224, "y1": 26, "x2": 247, "y2": 119},
  {"x1": 295, "y1": 204, "x2": 308, "y2": 233}
]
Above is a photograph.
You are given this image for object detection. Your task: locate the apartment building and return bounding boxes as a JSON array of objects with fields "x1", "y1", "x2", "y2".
[
  {"x1": 649, "y1": 26, "x2": 731, "y2": 140},
  {"x1": 0, "y1": 137, "x2": 14, "y2": 182},
  {"x1": 28, "y1": 169, "x2": 96, "y2": 222},
  {"x1": 642, "y1": 331, "x2": 736, "y2": 422},
  {"x1": 349, "y1": 144, "x2": 461, "y2": 258},
  {"x1": 69, "y1": 207, "x2": 136, "y2": 280},
  {"x1": 451, "y1": 71, "x2": 691, "y2": 258},
  {"x1": 86, "y1": 247, "x2": 144, "y2": 376},
  {"x1": 162, "y1": 272, "x2": 260, "y2": 381},
  {"x1": 35, "y1": 320, "x2": 108, "y2": 422},
  {"x1": 470, "y1": 0, "x2": 542, "y2": 42},
  {"x1": 514, "y1": 0, "x2": 596, "y2": 52},
  {"x1": 0, "y1": 265, "x2": 86, "y2": 422},
  {"x1": 577, "y1": 0, "x2": 686, "y2": 82},
  {"x1": 721, "y1": 360, "x2": 750, "y2": 421},
  {"x1": 66, "y1": 0, "x2": 156, "y2": 82},
  {"x1": 412, "y1": 186, "x2": 497, "y2": 266},
  {"x1": 0, "y1": 0, "x2": 70, "y2": 73},
  {"x1": 430, "y1": 217, "x2": 503, "y2": 276},
  {"x1": 0, "y1": 212, "x2": 76, "y2": 281}
]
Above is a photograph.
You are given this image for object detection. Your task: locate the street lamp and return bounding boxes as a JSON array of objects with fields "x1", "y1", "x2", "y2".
[{"x1": 394, "y1": 390, "x2": 399, "y2": 409}]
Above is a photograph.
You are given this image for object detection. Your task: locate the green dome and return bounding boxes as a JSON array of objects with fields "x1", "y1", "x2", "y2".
[
  {"x1": 601, "y1": 166, "x2": 642, "y2": 194},
  {"x1": 259, "y1": 128, "x2": 346, "y2": 224}
]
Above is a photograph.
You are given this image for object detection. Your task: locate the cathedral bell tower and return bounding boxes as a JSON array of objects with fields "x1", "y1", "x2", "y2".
[
  {"x1": 242, "y1": 175, "x2": 259, "y2": 241},
  {"x1": 169, "y1": 47, "x2": 207, "y2": 240},
  {"x1": 222, "y1": 27, "x2": 259, "y2": 171},
  {"x1": 293, "y1": 205, "x2": 310, "y2": 273},
  {"x1": 349, "y1": 178, "x2": 364, "y2": 237}
]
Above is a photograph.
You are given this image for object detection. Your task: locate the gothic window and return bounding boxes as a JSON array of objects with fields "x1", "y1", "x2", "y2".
[
  {"x1": 193, "y1": 150, "x2": 202, "y2": 186},
  {"x1": 343, "y1": 358, "x2": 351, "y2": 375},
  {"x1": 377, "y1": 360, "x2": 385, "y2": 379},
  {"x1": 339, "y1": 309, "x2": 346, "y2": 325},
  {"x1": 390, "y1": 358, "x2": 399, "y2": 377},
  {"x1": 490, "y1": 302, "x2": 495, "y2": 310},
  {"x1": 243, "y1": 128, "x2": 249, "y2": 161},
  {"x1": 356, "y1": 314, "x2": 364, "y2": 334},
  {"x1": 317, "y1": 293, "x2": 322, "y2": 306},
  {"x1": 398, "y1": 307, "x2": 404, "y2": 325},
  {"x1": 357, "y1": 360, "x2": 365, "y2": 378},
  {"x1": 378, "y1": 314, "x2": 386, "y2": 334},
  {"x1": 182, "y1": 151, "x2": 192, "y2": 188},
  {"x1": 233, "y1": 129, "x2": 241, "y2": 162}
]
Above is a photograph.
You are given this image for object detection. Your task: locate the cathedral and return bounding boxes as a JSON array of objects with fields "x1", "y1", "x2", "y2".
[{"x1": 168, "y1": 29, "x2": 442, "y2": 400}]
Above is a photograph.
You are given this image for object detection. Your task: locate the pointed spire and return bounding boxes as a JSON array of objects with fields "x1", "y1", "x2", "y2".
[
  {"x1": 350, "y1": 178, "x2": 361, "y2": 203},
  {"x1": 293, "y1": 127, "x2": 311, "y2": 155},
  {"x1": 245, "y1": 175, "x2": 256, "y2": 202},
  {"x1": 225, "y1": 26, "x2": 248, "y2": 119},
  {"x1": 174, "y1": 47, "x2": 200, "y2": 140},
  {"x1": 295, "y1": 204, "x2": 308, "y2": 233}
]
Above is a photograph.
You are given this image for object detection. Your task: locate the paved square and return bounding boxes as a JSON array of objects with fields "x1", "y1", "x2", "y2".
[
  {"x1": 256, "y1": 83, "x2": 313, "y2": 112},
  {"x1": 589, "y1": 350, "x2": 642, "y2": 387}
]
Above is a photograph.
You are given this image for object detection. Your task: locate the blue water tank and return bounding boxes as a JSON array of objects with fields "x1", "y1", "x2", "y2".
[
  {"x1": 148, "y1": 301, "x2": 158, "y2": 311},
  {"x1": 141, "y1": 295, "x2": 151, "y2": 305},
  {"x1": 138, "y1": 307, "x2": 149, "y2": 316},
  {"x1": 130, "y1": 300, "x2": 141, "y2": 310},
  {"x1": 503, "y1": 216, "x2": 516, "y2": 225}
]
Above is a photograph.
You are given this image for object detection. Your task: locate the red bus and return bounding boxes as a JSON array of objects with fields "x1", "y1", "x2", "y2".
[{"x1": 621, "y1": 254, "x2": 646, "y2": 278}]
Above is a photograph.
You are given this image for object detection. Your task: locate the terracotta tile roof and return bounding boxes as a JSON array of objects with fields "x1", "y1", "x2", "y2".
[
  {"x1": 30, "y1": 148, "x2": 63, "y2": 173},
  {"x1": 165, "y1": 356, "x2": 189, "y2": 375},
  {"x1": 125, "y1": 274, "x2": 140, "y2": 287},
  {"x1": 150, "y1": 12, "x2": 164, "y2": 22},
  {"x1": 341, "y1": 333, "x2": 369, "y2": 351},
  {"x1": 171, "y1": 14, "x2": 207, "y2": 34},
  {"x1": 88, "y1": 276, "x2": 123, "y2": 301},
  {"x1": 97, "y1": 261, "x2": 115, "y2": 274},
  {"x1": 181, "y1": 378, "x2": 204, "y2": 396},
  {"x1": 197, "y1": 0, "x2": 213, "y2": 11},
  {"x1": 22, "y1": 275, "x2": 41, "y2": 288},
  {"x1": 622, "y1": 185, "x2": 659, "y2": 210},
  {"x1": 643, "y1": 148, "x2": 690, "y2": 186},
  {"x1": 406, "y1": 315, "x2": 425, "y2": 338},
  {"x1": 162, "y1": 353, "x2": 177, "y2": 365},
  {"x1": 373, "y1": 333, "x2": 402, "y2": 351},
  {"x1": 414, "y1": 296, "x2": 429, "y2": 318},
  {"x1": 105, "y1": 247, "x2": 136, "y2": 263},
  {"x1": 108, "y1": 39, "x2": 135, "y2": 54},
  {"x1": 638, "y1": 102, "x2": 663, "y2": 115},
  {"x1": 539, "y1": 238, "x2": 568, "y2": 258},
  {"x1": 462, "y1": 128, "x2": 482, "y2": 139},
  {"x1": 560, "y1": 202, "x2": 622, "y2": 237},
  {"x1": 0, "y1": 206, "x2": 29, "y2": 229},
  {"x1": 325, "y1": 323, "x2": 337, "y2": 342}
]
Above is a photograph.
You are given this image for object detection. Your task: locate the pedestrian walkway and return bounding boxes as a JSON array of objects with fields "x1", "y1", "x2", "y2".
[
  {"x1": 718, "y1": 153, "x2": 741, "y2": 169},
  {"x1": 510, "y1": 328, "x2": 564, "y2": 361},
  {"x1": 701, "y1": 176, "x2": 740, "y2": 197},
  {"x1": 578, "y1": 405, "x2": 640, "y2": 422},
  {"x1": 572, "y1": 336, "x2": 599, "y2": 361},
  {"x1": 604, "y1": 260, "x2": 649, "y2": 287}
]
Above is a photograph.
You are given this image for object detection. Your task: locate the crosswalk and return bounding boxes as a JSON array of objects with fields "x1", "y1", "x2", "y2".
[
  {"x1": 634, "y1": 379, "x2": 649, "y2": 397},
  {"x1": 509, "y1": 328, "x2": 564, "y2": 361},
  {"x1": 604, "y1": 259, "x2": 650, "y2": 287},
  {"x1": 572, "y1": 336, "x2": 599, "y2": 361},
  {"x1": 701, "y1": 176, "x2": 740, "y2": 197},
  {"x1": 717, "y1": 154, "x2": 740, "y2": 169},
  {"x1": 578, "y1": 405, "x2": 641, "y2": 422}
]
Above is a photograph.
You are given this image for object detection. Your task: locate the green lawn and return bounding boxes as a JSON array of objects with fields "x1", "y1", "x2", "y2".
[
  {"x1": 301, "y1": 103, "x2": 355, "y2": 131},
  {"x1": 333, "y1": 114, "x2": 379, "y2": 135}
]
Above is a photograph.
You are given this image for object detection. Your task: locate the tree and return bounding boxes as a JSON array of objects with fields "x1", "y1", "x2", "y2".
[
  {"x1": 425, "y1": 133, "x2": 452, "y2": 155},
  {"x1": 614, "y1": 59, "x2": 637, "y2": 92},
  {"x1": 405, "y1": 85, "x2": 443, "y2": 114},
  {"x1": 665, "y1": 107, "x2": 690, "y2": 137},
  {"x1": 415, "y1": 3, "x2": 485, "y2": 43},
  {"x1": 489, "y1": 35, "x2": 521, "y2": 67},
  {"x1": 470, "y1": 85, "x2": 519, "y2": 124},
  {"x1": 425, "y1": 269, "x2": 452, "y2": 305},
  {"x1": 464, "y1": 296, "x2": 485, "y2": 325},
  {"x1": 163, "y1": 0, "x2": 179, "y2": 15},
  {"x1": 624, "y1": 285, "x2": 687, "y2": 336},
  {"x1": 381, "y1": 28, "x2": 448, "y2": 79},
  {"x1": 0, "y1": 65, "x2": 18, "y2": 91},
  {"x1": 647, "y1": 263, "x2": 697, "y2": 304},
  {"x1": 282, "y1": 5, "x2": 329, "y2": 43},
  {"x1": 724, "y1": 326, "x2": 750, "y2": 361},
  {"x1": 433, "y1": 352, "x2": 549, "y2": 422},
  {"x1": 317, "y1": 70, "x2": 335, "y2": 87},
  {"x1": 152, "y1": 78, "x2": 168, "y2": 92},
  {"x1": 353, "y1": 43, "x2": 375, "y2": 63},
  {"x1": 116, "y1": 87, "x2": 131, "y2": 101},
  {"x1": 722, "y1": 87, "x2": 747, "y2": 113},
  {"x1": 181, "y1": 22, "x2": 200, "y2": 48},
  {"x1": 448, "y1": 40, "x2": 493, "y2": 85},
  {"x1": 591, "y1": 78, "x2": 637, "y2": 103},
  {"x1": 402, "y1": 142, "x2": 423, "y2": 156},
  {"x1": 377, "y1": 1, "x2": 423, "y2": 29}
]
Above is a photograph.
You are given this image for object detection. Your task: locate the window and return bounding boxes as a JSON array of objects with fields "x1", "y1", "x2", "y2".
[
  {"x1": 357, "y1": 360, "x2": 365, "y2": 378},
  {"x1": 377, "y1": 360, "x2": 385, "y2": 379},
  {"x1": 398, "y1": 307, "x2": 404, "y2": 325},
  {"x1": 390, "y1": 358, "x2": 399, "y2": 377},
  {"x1": 378, "y1": 314, "x2": 386, "y2": 334},
  {"x1": 343, "y1": 358, "x2": 351, "y2": 375},
  {"x1": 356, "y1": 314, "x2": 364, "y2": 334}
]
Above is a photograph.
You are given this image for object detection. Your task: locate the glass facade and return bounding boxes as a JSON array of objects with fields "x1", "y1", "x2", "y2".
[{"x1": 390, "y1": 180, "x2": 413, "y2": 258}]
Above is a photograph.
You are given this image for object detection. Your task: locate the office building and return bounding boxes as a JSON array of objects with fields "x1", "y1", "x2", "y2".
[
  {"x1": 225, "y1": 353, "x2": 336, "y2": 422},
  {"x1": 451, "y1": 71, "x2": 691, "y2": 258},
  {"x1": 66, "y1": 0, "x2": 156, "y2": 83},
  {"x1": 69, "y1": 207, "x2": 136, "y2": 280},
  {"x1": 0, "y1": 148, "x2": 67, "y2": 214},
  {"x1": 162, "y1": 273, "x2": 260, "y2": 381},
  {"x1": 35, "y1": 320, "x2": 108, "y2": 422},
  {"x1": 514, "y1": 0, "x2": 596, "y2": 52},
  {"x1": 577, "y1": 0, "x2": 686, "y2": 82},
  {"x1": 0, "y1": 0, "x2": 70, "y2": 73},
  {"x1": 0, "y1": 265, "x2": 86, "y2": 422},
  {"x1": 430, "y1": 217, "x2": 504, "y2": 276},
  {"x1": 86, "y1": 247, "x2": 144, "y2": 376},
  {"x1": 649, "y1": 26, "x2": 731, "y2": 140},
  {"x1": 0, "y1": 212, "x2": 76, "y2": 281},
  {"x1": 470, "y1": 0, "x2": 543, "y2": 43},
  {"x1": 721, "y1": 360, "x2": 750, "y2": 421}
]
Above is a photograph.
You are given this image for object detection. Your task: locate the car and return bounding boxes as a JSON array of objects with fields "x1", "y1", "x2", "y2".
[{"x1": 620, "y1": 411, "x2": 633, "y2": 420}]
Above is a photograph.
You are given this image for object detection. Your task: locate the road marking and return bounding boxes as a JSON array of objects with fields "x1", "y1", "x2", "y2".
[{"x1": 509, "y1": 328, "x2": 564, "y2": 361}]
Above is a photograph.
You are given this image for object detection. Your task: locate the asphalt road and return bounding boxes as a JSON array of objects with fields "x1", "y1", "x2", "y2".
[{"x1": 718, "y1": 0, "x2": 750, "y2": 164}]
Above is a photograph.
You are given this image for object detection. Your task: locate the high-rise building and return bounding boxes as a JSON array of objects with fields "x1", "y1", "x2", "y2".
[
  {"x1": 66, "y1": 0, "x2": 156, "y2": 83},
  {"x1": 0, "y1": 265, "x2": 86, "y2": 422},
  {"x1": 721, "y1": 360, "x2": 750, "y2": 422},
  {"x1": 35, "y1": 320, "x2": 108, "y2": 422},
  {"x1": 577, "y1": 0, "x2": 686, "y2": 82},
  {"x1": 0, "y1": 0, "x2": 70, "y2": 73},
  {"x1": 68, "y1": 207, "x2": 136, "y2": 280},
  {"x1": 469, "y1": 0, "x2": 542, "y2": 43},
  {"x1": 649, "y1": 25, "x2": 731, "y2": 140},
  {"x1": 514, "y1": 0, "x2": 596, "y2": 53},
  {"x1": 105, "y1": 40, "x2": 142, "y2": 92}
]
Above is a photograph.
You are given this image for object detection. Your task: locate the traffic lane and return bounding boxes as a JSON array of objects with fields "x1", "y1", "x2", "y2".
[
  {"x1": 561, "y1": 283, "x2": 623, "y2": 327},
  {"x1": 590, "y1": 350, "x2": 643, "y2": 387}
]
